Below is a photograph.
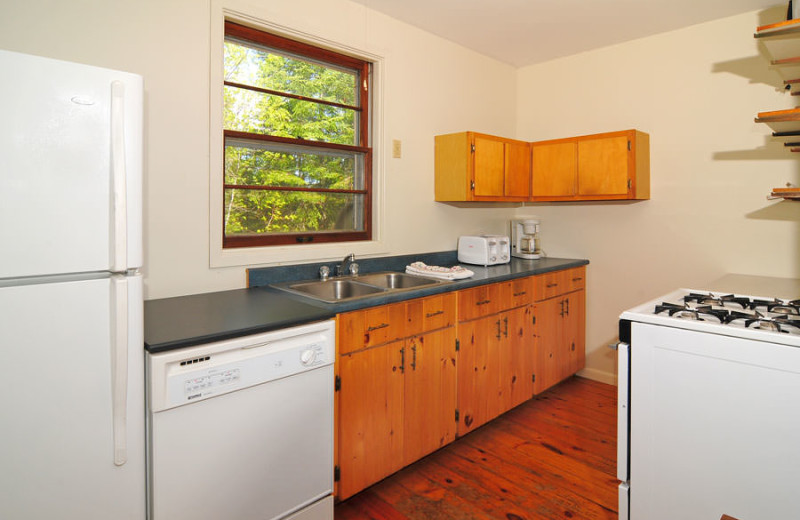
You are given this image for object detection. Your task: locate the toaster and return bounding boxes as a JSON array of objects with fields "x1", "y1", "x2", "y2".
[{"x1": 457, "y1": 235, "x2": 511, "y2": 266}]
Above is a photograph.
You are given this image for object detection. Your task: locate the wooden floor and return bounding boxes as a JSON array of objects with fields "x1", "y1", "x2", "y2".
[{"x1": 334, "y1": 376, "x2": 618, "y2": 520}]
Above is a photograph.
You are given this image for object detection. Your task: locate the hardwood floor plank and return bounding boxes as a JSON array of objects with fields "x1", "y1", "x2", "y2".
[{"x1": 335, "y1": 376, "x2": 618, "y2": 520}]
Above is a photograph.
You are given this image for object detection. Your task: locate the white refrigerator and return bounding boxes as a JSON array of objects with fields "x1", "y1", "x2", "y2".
[{"x1": 0, "y1": 49, "x2": 145, "y2": 519}]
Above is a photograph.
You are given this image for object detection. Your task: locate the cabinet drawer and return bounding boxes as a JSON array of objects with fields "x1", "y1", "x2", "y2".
[
  {"x1": 501, "y1": 277, "x2": 534, "y2": 308},
  {"x1": 458, "y1": 283, "x2": 502, "y2": 321},
  {"x1": 533, "y1": 271, "x2": 565, "y2": 301},
  {"x1": 338, "y1": 302, "x2": 406, "y2": 354},
  {"x1": 564, "y1": 266, "x2": 586, "y2": 292},
  {"x1": 406, "y1": 292, "x2": 456, "y2": 336}
]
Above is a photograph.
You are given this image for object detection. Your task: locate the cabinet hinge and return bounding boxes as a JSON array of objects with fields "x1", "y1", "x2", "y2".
[
  {"x1": 470, "y1": 180, "x2": 475, "y2": 191},
  {"x1": 627, "y1": 140, "x2": 631, "y2": 151},
  {"x1": 532, "y1": 374, "x2": 536, "y2": 383},
  {"x1": 470, "y1": 144, "x2": 475, "y2": 153},
  {"x1": 627, "y1": 179, "x2": 632, "y2": 190},
  {"x1": 334, "y1": 375, "x2": 341, "y2": 391},
  {"x1": 455, "y1": 338, "x2": 460, "y2": 351},
  {"x1": 532, "y1": 315, "x2": 536, "y2": 325},
  {"x1": 455, "y1": 409, "x2": 460, "y2": 422},
  {"x1": 334, "y1": 465, "x2": 340, "y2": 482}
]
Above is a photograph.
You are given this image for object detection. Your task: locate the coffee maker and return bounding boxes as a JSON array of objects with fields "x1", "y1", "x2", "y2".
[{"x1": 511, "y1": 219, "x2": 542, "y2": 260}]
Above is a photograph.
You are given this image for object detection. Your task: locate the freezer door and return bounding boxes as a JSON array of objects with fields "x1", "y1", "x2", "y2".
[
  {"x1": 0, "y1": 274, "x2": 145, "y2": 519},
  {"x1": 0, "y1": 50, "x2": 142, "y2": 278}
]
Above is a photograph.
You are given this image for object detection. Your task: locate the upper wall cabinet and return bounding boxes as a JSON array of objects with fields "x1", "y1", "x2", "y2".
[
  {"x1": 435, "y1": 132, "x2": 531, "y2": 202},
  {"x1": 531, "y1": 129, "x2": 650, "y2": 201}
]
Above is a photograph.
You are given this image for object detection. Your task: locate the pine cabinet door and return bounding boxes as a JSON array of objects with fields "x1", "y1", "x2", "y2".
[
  {"x1": 504, "y1": 140, "x2": 531, "y2": 198},
  {"x1": 338, "y1": 341, "x2": 405, "y2": 499},
  {"x1": 577, "y1": 134, "x2": 629, "y2": 196},
  {"x1": 503, "y1": 306, "x2": 535, "y2": 408},
  {"x1": 533, "y1": 297, "x2": 563, "y2": 394},
  {"x1": 403, "y1": 328, "x2": 457, "y2": 464},
  {"x1": 564, "y1": 290, "x2": 586, "y2": 376},
  {"x1": 473, "y1": 135, "x2": 505, "y2": 197},
  {"x1": 456, "y1": 315, "x2": 500, "y2": 435},
  {"x1": 531, "y1": 140, "x2": 576, "y2": 198}
]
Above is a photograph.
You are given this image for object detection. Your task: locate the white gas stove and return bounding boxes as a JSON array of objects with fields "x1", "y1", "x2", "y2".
[
  {"x1": 617, "y1": 285, "x2": 800, "y2": 520},
  {"x1": 620, "y1": 288, "x2": 800, "y2": 347}
]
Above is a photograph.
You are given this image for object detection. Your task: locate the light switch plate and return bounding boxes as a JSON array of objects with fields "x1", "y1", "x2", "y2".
[{"x1": 392, "y1": 139, "x2": 401, "y2": 158}]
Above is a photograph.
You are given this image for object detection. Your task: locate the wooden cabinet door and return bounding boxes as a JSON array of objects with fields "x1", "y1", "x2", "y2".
[
  {"x1": 504, "y1": 306, "x2": 535, "y2": 409},
  {"x1": 456, "y1": 315, "x2": 501, "y2": 435},
  {"x1": 403, "y1": 328, "x2": 457, "y2": 465},
  {"x1": 473, "y1": 135, "x2": 505, "y2": 197},
  {"x1": 504, "y1": 140, "x2": 531, "y2": 198},
  {"x1": 533, "y1": 297, "x2": 563, "y2": 394},
  {"x1": 564, "y1": 290, "x2": 586, "y2": 376},
  {"x1": 531, "y1": 140, "x2": 576, "y2": 198},
  {"x1": 577, "y1": 134, "x2": 629, "y2": 196},
  {"x1": 338, "y1": 341, "x2": 405, "y2": 499}
]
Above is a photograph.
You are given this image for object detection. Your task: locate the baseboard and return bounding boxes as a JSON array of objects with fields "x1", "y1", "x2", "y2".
[{"x1": 576, "y1": 367, "x2": 616, "y2": 386}]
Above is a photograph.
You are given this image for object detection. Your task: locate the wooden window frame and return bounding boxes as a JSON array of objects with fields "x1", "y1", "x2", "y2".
[{"x1": 223, "y1": 21, "x2": 372, "y2": 248}]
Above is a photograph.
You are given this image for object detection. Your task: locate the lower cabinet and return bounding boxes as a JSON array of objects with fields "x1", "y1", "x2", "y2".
[
  {"x1": 336, "y1": 295, "x2": 457, "y2": 500},
  {"x1": 456, "y1": 305, "x2": 533, "y2": 436},
  {"x1": 335, "y1": 267, "x2": 585, "y2": 500},
  {"x1": 533, "y1": 267, "x2": 586, "y2": 394}
]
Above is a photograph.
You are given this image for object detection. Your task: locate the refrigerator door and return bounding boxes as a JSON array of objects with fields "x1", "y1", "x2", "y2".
[
  {"x1": 0, "y1": 273, "x2": 145, "y2": 519},
  {"x1": 0, "y1": 49, "x2": 142, "y2": 278}
]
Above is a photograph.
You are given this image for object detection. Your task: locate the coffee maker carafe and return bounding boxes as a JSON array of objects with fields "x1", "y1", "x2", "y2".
[{"x1": 511, "y1": 219, "x2": 542, "y2": 260}]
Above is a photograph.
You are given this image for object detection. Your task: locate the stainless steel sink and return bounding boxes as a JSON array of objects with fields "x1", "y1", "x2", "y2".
[
  {"x1": 355, "y1": 272, "x2": 443, "y2": 290},
  {"x1": 272, "y1": 271, "x2": 449, "y2": 303}
]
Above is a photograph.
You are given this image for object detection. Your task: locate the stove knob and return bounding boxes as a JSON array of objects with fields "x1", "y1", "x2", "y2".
[{"x1": 300, "y1": 349, "x2": 317, "y2": 366}]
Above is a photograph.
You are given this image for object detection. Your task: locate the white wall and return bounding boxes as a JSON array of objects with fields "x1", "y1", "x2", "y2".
[
  {"x1": 515, "y1": 8, "x2": 800, "y2": 383},
  {"x1": 0, "y1": 0, "x2": 520, "y2": 299},
  {"x1": 3, "y1": 2, "x2": 798, "y2": 384}
]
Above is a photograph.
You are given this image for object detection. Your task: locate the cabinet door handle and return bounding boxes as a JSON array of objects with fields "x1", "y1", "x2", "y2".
[
  {"x1": 399, "y1": 347, "x2": 405, "y2": 373},
  {"x1": 546, "y1": 283, "x2": 558, "y2": 288},
  {"x1": 513, "y1": 291, "x2": 527, "y2": 297},
  {"x1": 476, "y1": 299, "x2": 491, "y2": 306},
  {"x1": 411, "y1": 344, "x2": 417, "y2": 370},
  {"x1": 571, "y1": 342, "x2": 575, "y2": 352},
  {"x1": 503, "y1": 316, "x2": 509, "y2": 337},
  {"x1": 495, "y1": 319, "x2": 502, "y2": 340},
  {"x1": 559, "y1": 299, "x2": 565, "y2": 317},
  {"x1": 367, "y1": 323, "x2": 389, "y2": 332},
  {"x1": 425, "y1": 310, "x2": 444, "y2": 318},
  {"x1": 565, "y1": 297, "x2": 570, "y2": 316}
]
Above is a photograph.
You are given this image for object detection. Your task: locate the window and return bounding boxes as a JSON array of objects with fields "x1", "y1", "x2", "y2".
[{"x1": 222, "y1": 22, "x2": 372, "y2": 248}]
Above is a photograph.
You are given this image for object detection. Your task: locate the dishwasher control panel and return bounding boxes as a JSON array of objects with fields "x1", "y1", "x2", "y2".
[{"x1": 147, "y1": 320, "x2": 335, "y2": 412}]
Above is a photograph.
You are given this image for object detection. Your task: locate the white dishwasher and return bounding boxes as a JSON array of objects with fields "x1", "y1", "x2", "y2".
[{"x1": 147, "y1": 319, "x2": 335, "y2": 520}]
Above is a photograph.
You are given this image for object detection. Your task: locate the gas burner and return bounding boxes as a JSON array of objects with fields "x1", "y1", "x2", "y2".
[
  {"x1": 729, "y1": 311, "x2": 800, "y2": 333},
  {"x1": 683, "y1": 292, "x2": 750, "y2": 309},
  {"x1": 654, "y1": 302, "x2": 728, "y2": 322}
]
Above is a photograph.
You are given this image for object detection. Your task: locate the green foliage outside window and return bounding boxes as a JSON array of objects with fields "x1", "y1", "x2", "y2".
[{"x1": 223, "y1": 32, "x2": 369, "y2": 243}]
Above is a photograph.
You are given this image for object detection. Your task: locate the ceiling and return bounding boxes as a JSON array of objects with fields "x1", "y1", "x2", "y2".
[{"x1": 349, "y1": 0, "x2": 782, "y2": 67}]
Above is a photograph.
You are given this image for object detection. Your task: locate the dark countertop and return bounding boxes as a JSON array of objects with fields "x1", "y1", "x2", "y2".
[{"x1": 145, "y1": 253, "x2": 588, "y2": 353}]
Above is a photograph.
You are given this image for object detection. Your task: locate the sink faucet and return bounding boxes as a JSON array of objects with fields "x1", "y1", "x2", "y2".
[{"x1": 336, "y1": 253, "x2": 358, "y2": 277}]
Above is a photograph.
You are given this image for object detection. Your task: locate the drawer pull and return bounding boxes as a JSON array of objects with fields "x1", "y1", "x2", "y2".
[
  {"x1": 367, "y1": 323, "x2": 390, "y2": 332},
  {"x1": 513, "y1": 291, "x2": 527, "y2": 297},
  {"x1": 572, "y1": 277, "x2": 583, "y2": 282},
  {"x1": 476, "y1": 299, "x2": 491, "y2": 306},
  {"x1": 546, "y1": 283, "x2": 558, "y2": 288},
  {"x1": 425, "y1": 310, "x2": 445, "y2": 318}
]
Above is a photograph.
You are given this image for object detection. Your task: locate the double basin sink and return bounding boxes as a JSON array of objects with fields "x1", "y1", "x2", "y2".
[{"x1": 272, "y1": 271, "x2": 451, "y2": 303}]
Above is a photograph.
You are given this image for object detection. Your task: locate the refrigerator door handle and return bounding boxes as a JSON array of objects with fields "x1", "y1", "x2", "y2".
[
  {"x1": 110, "y1": 275, "x2": 129, "y2": 466},
  {"x1": 617, "y1": 341, "x2": 630, "y2": 482},
  {"x1": 110, "y1": 81, "x2": 128, "y2": 273}
]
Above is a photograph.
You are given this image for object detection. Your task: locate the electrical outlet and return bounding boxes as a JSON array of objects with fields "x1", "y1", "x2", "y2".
[{"x1": 392, "y1": 139, "x2": 402, "y2": 158}]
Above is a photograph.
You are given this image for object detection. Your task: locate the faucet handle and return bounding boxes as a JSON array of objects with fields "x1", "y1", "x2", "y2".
[
  {"x1": 319, "y1": 265, "x2": 330, "y2": 281},
  {"x1": 349, "y1": 263, "x2": 359, "y2": 276}
]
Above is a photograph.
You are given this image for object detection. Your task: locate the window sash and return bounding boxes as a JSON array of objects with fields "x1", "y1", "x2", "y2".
[{"x1": 222, "y1": 21, "x2": 372, "y2": 247}]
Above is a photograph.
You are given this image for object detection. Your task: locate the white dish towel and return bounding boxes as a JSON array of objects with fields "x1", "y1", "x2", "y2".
[{"x1": 405, "y1": 261, "x2": 474, "y2": 280}]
